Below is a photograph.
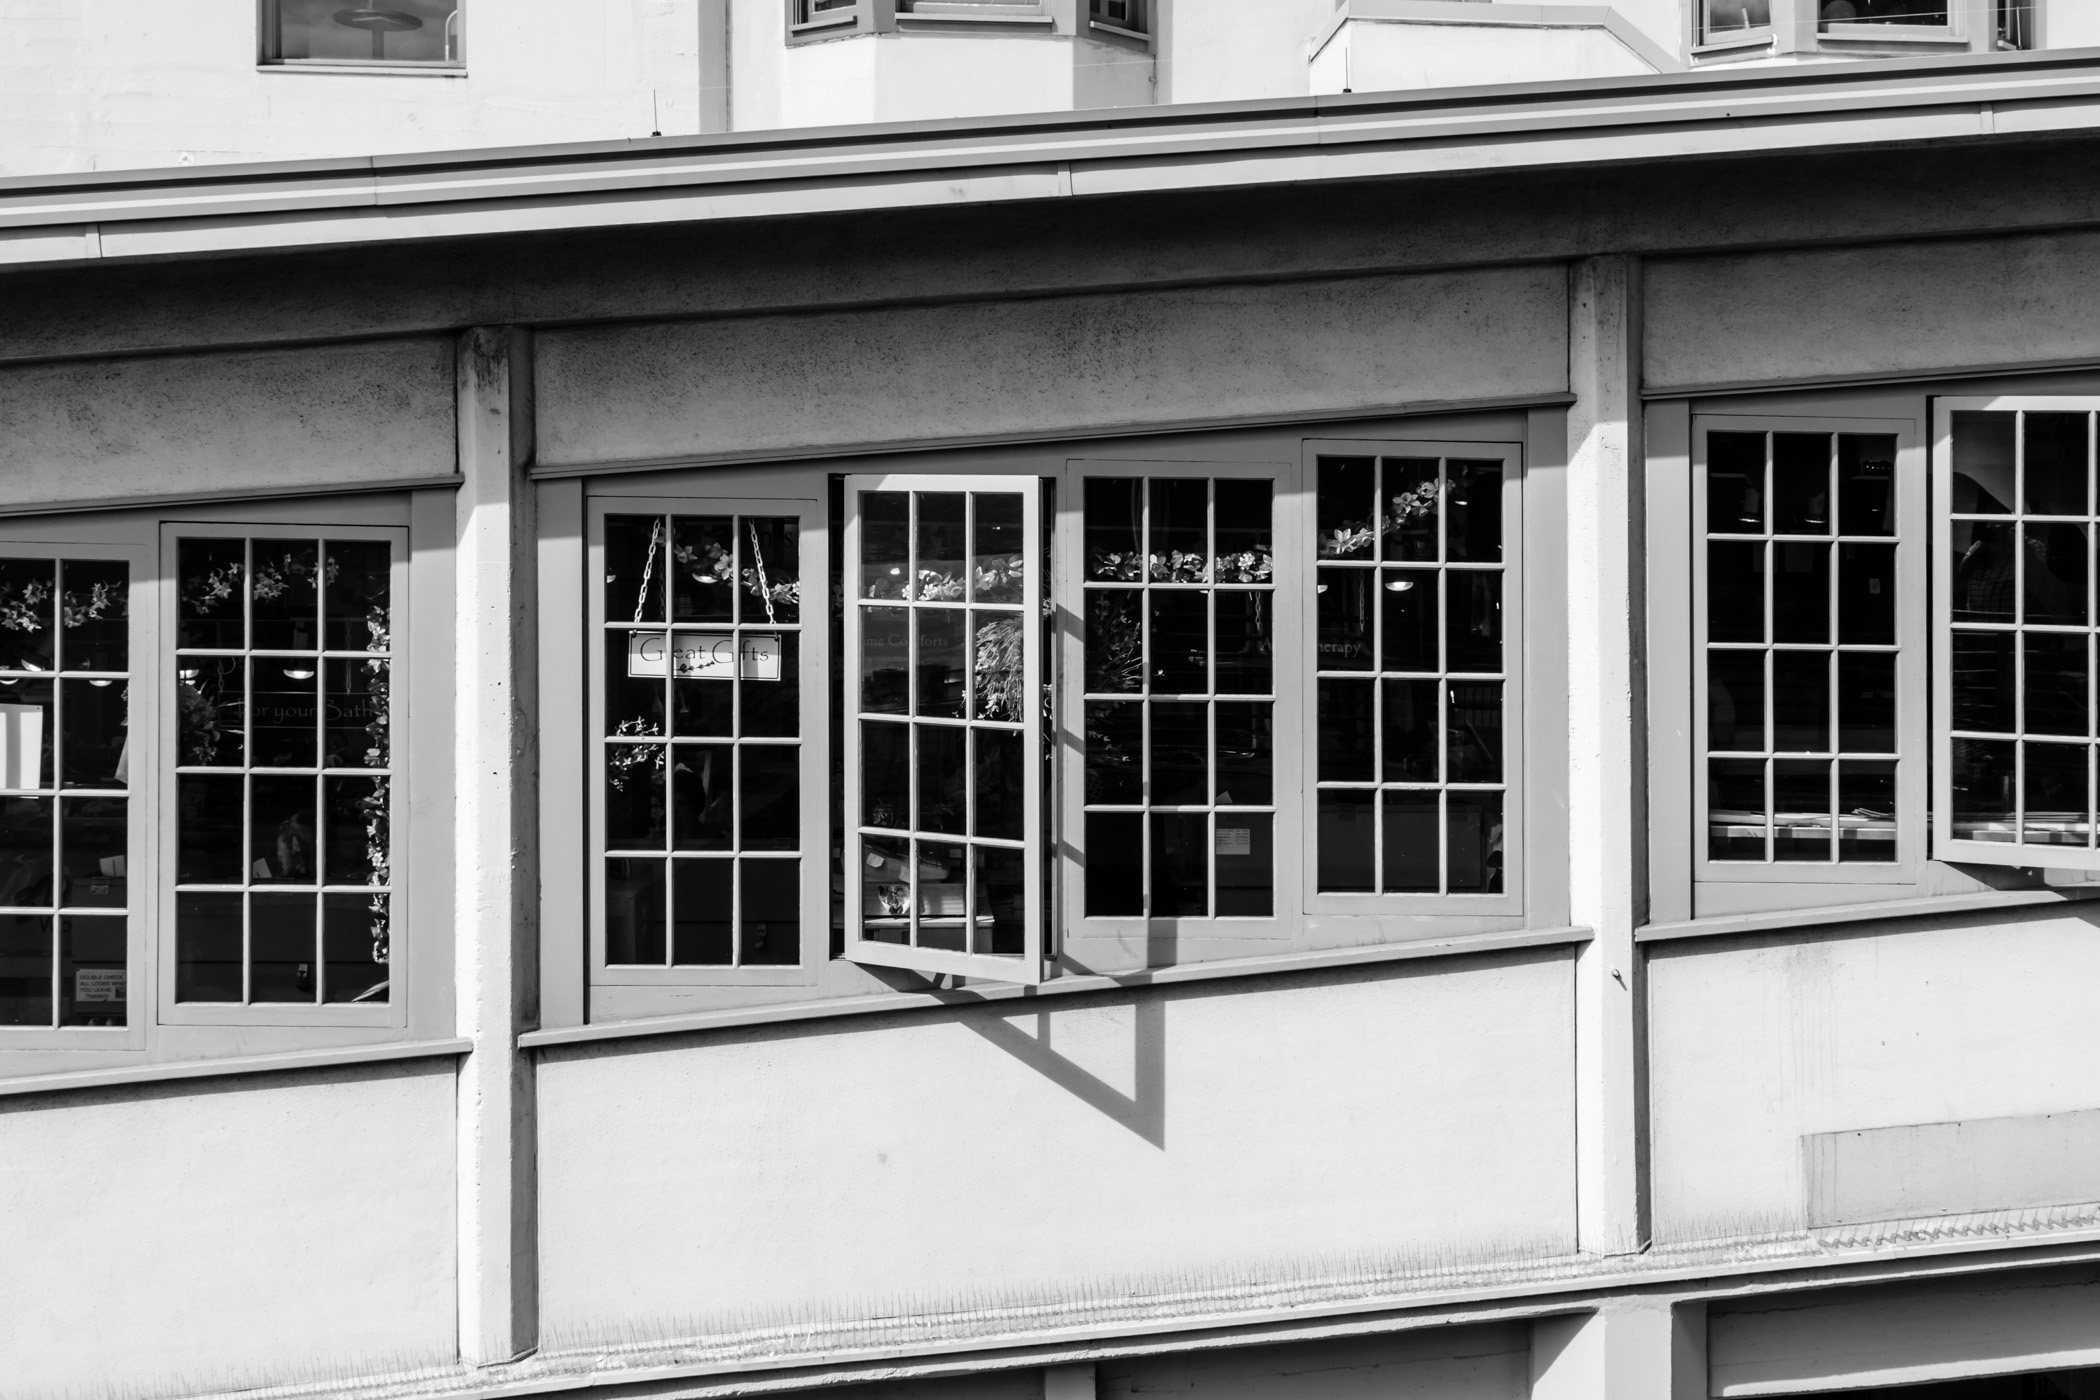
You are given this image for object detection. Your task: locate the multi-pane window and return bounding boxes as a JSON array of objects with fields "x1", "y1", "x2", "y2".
[
  {"x1": 1819, "y1": 0, "x2": 1947, "y2": 29},
  {"x1": 1089, "y1": 0, "x2": 1146, "y2": 33},
  {"x1": 597, "y1": 512, "x2": 806, "y2": 970},
  {"x1": 843, "y1": 476, "x2": 1043, "y2": 981},
  {"x1": 1700, "y1": 430, "x2": 1901, "y2": 866},
  {"x1": 792, "y1": 0, "x2": 857, "y2": 28},
  {"x1": 260, "y1": 0, "x2": 461, "y2": 64},
  {"x1": 0, "y1": 557, "x2": 130, "y2": 1030},
  {"x1": 1313, "y1": 450, "x2": 1513, "y2": 899},
  {"x1": 1700, "y1": 0, "x2": 1771, "y2": 41},
  {"x1": 1937, "y1": 401, "x2": 2100, "y2": 867},
  {"x1": 171, "y1": 534, "x2": 396, "y2": 1010},
  {"x1": 1079, "y1": 476, "x2": 1276, "y2": 921}
]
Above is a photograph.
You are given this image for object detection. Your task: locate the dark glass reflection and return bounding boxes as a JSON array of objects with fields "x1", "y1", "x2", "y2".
[
  {"x1": 740, "y1": 517, "x2": 800, "y2": 625},
  {"x1": 322, "y1": 775, "x2": 388, "y2": 885},
  {"x1": 1707, "y1": 432, "x2": 1765, "y2": 533},
  {"x1": 860, "y1": 493, "x2": 910, "y2": 601},
  {"x1": 1149, "y1": 812, "x2": 1207, "y2": 917},
  {"x1": 1447, "y1": 572, "x2": 1502, "y2": 673},
  {"x1": 740, "y1": 746, "x2": 798, "y2": 851},
  {"x1": 2024, "y1": 411, "x2": 2089, "y2": 516},
  {"x1": 1950, "y1": 738, "x2": 2017, "y2": 842},
  {"x1": 670, "y1": 516, "x2": 735, "y2": 624},
  {"x1": 1950, "y1": 521, "x2": 2016, "y2": 622},
  {"x1": 59, "y1": 559, "x2": 128, "y2": 671},
  {"x1": 0, "y1": 796, "x2": 53, "y2": 907},
  {"x1": 740, "y1": 632, "x2": 799, "y2": 738},
  {"x1": 1086, "y1": 590, "x2": 1144, "y2": 694},
  {"x1": 177, "y1": 540, "x2": 245, "y2": 650},
  {"x1": 1774, "y1": 760, "x2": 1832, "y2": 862},
  {"x1": 916, "y1": 725, "x2": 966, "y2": 835},
  {"x1": 2024, "y1": 743, "x2": 2091, "y2": 847},
  {"x1": 671, "y1": 859, "x2": 732, "y2": 965},
  {"x1": 250, "y1": 892, "x2": 317, "y2": 1002},
  {"x1": 59, "y1": 797, "x2": 126, "y2": 908},
  {"x1": 1772, "y1": 542, "x2": 1830, "y2": 645},
  {"x1": 1708, "y1": 650, "x2": 1765, "y2": 752},
  {"x1": 1447, "y1": 791, "x2": 1503, "y2": 893},
  {"x1": 1446, "y1": 460, "x2": 1502, "y2": 562},
  {"x1": 917, "y1": 494, "x2": 967, "y2": 601},
  {"x1": 250, "y1": 660, "x2": 319, "y2": 769},
  {"x1": 0, "y1": 559, "x2": 56, "y2": 673},
  {"x1": 324, "y1": 659, "x2": 388, "y2": 767},
  {"x1": 1837, "y1": 434, "x2": 1896, "y2": 537},
  {"x1": 176, "y1": 775, "x2": 241, "y2": 884},
  {"x1": 1318, "y1": 679, "x2": 1375, "y2": 782},
  {"x1": 1085, "y1": 812, "x2": 1143, "y2": 916},
  {"x1": 1837, "y1": 761, "x2": 1896, "y2": 864},
  {"x1": 60, "y1": 914, "x2": 129, "y2": 1025},
  {"x1": 606, "y1": 516, "x2": 666, "y2": 627},
  {"x1": 1837, "y1": 653, "x2": 1896, "y2": 754},
  {"x1": 1214, "y1": 702, "x2": 1272, "y2": 806},
  {"x1": 604, "y1": 743, "x2": 666, "y2": 850},
  {"x1": 1316, "y1": 790, "x2": 1374, "y2": 892},
  {"x1": 1447, "y1": 681, "x2": 1503, "y2": 783},
  {"x1": 1150, "y1": 701, "x2": 1208, "y2": 805},
  {"x1": 742, "y1": 860, "x2": 801, "y2": 965},
  {"x1": 917, "y1": 840, "x2": 967, "y2": 950},
  {"x1": 1708, "y1": 542, "x2": 1765, "y2": 643},
  {"x1": 2024, "y1": 633, "x2": 2089, "y2": 737},
  {"x1": 1950, "y1": 411, "x2": 2015, "y2": 514},
  {"x1": 971, "y1": 614, "x2": 1024, "y2": 722},
  {"x1": 971, "y1": 495, "x2": 1026, "y2": 605},
  {"x1": 1085, "y1": 702, "x2": 1142, "y2": 805},
  {"x1": 1382, "y1": 791, "x2": 1438, "y2": 893},
  {"x1": 1837, "y1": 544, "x2": 1896, "y2": 645},
  {"x1": 604, "y1": 633, "x2": 666, "y2": 738},
  {"x1": 860, "y1": 606, "x2": 910, "y2": 714},
  {"x1": 59, "y1": 679, "x2": 126, "y2": 789},
  {"x1": 1316, "y1": 570, "x2": 1373, "y2": 672},
  {"x1": 249, "y1": 539, "x2": 320, "y2": 652},
  {"x1": 1214, "y1": 814, "x2": 1272, "y2": 917},
  {"x1": 914, "y1": 610, "x2": 967, "y2": 719},
  {"x1": 973, "y1": 728, "x2": 1025, "y2": 841},
  {"x1": 1149, "y1": 479, "x2": 1207, "y2": 582},
  {"x1": 1772, "y1": 433, "x2": 1832, "y2": 534},
  {"x1": 1214, "y1": 592, "x2": 1272, "y2": 695},
  {"x1": 1381, "y1": 570, "x2": 1438, "y2": 672},
  {"x1": 604, "y1": 857, "x2": 667, "y2": 963},
  {"x1": 1148, "y1": 592, "x2": 1207, "y2": 694},
  {"x1": 1086, "y1": 478, "x2": 1144, "y2": 580},
  {"x1": 0, "y1": 914, "x2": 52, "y2": 1025},
  {"x1": 1214, "y1": 480, "x2": 1272, "y2": 581},
  {"x1": 175, "y1": 891, "x2": 242, "y2": 1001},
  {"x1": 861, "y1": 720, "x2": 910, "y2": 830},
  {"x1": 178, "y1": 659, "x2": 244, "y2": 766},
  {"x1": 973, "y1": 847, "x2": 1026, "y2": 954},
  {"x1": 2024, "y1": 524, "x2": 2089, "y2": 626},
  {"x1": 1316, "y1": 457, "x2": 1376, "y2": 561},
  {"x1": 322, "y1": 540, "x2": 391, "y2": 651},
  {"x1": 1382, "y1": 457, "x2": 1439, "y2": 562},
  {"x1": 1709, "y1": 758, "x2": 1766, "y2": 860},
  {"x1": 1950, "y1": 630, "x2": 2016, "y2": 734},
  {"x1": 1382, "y1": 678, "x2": 1439, "y2": 781},
  {"x1": 1772, "y1": 651, "x2": 1830, "y2": 753}
]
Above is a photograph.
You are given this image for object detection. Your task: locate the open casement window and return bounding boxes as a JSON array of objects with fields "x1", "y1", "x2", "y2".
[
  {"x1": 1695, "y1": 417, "x2": 1927, "y2": 890},
  {"x1": 1305, "y1": 441, "x2": 1523, "y2": 917},
  {"x1": 843, "y1": 475, "x2": 1046, "y2": 984},
  {"x1": 790, "y1": 0, "x2": 859, "y2": 32},
  {"x1": 588, "y1": 498, "x2": 829, "y2": 992},
  {"x1": 1699, "y1": 0, "x2": 1771, "y2": 44},
  {"x1": 160, "y1": 525, "x2": 407, "y2": 1028},
  {"x1": 0, "y1": 545, "x2": 149, "y2": 1048},
  {"x1": 1935, "y1": 398, "x2": 2100, "y2": 870},
  {"x1": 1059, "y1": 461, "x2": 1298, "y2": 946}
]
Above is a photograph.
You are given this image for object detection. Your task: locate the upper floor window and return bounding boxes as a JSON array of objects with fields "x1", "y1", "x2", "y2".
[
  {"x1": 260, "y1": 0, "x2": 462, "y2": 66},
  {"x1": 1089, "y1": 0, "x2": 1147, "y2": 36},
  {"x1": 1817, "y1": 0, "x2": 1946, "y2": 29},
  {"x1": 792, "y1": 0, "x2": 860, "y2": 32},
  {"x1": 1700, "y1": 0, "x2": 1772, "y2": 43}
]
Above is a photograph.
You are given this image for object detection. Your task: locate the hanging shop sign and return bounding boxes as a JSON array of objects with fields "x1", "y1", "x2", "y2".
[{"x1": 627, "y1": 632, "x2": 782, "y2": 681}]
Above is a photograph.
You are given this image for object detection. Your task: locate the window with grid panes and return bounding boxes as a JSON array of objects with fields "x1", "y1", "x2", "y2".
[
  {"x1": 843, "y1": 477, "x2": 1045, "y2": 982},
  {"x1": 170, "y1": 533, "x2": 398, "y2": 1012},
  {"x1": 1313, "y1": 451, "x2": 1512, "y2": 899},
  {"x1": 596, "y1": 511, "x2": 809, "y2": 972},
  {"x1": 1936, "y1": 400, "x2": 2100, "y2": 868},
  {"x1": 0, "y1": 556, "x2": 132, "y2": 1030},
  {"x1": 1079, "y1": 475, "x2": 1276, "y2": 922},
  {"x1": 1699, "y1": 429, "x2": 1902, "y2": 868}
]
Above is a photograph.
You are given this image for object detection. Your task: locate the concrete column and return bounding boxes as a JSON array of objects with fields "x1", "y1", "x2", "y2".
[
  {"x1": 1566, "y1": 254, "x2": 1647, "y2": 1255},
  {"x1": 1530, "y1": 1301, "x2": 1704, "y2": 1400},
  {"x1": 455, "y1": 326, "x2": 539, "y2": 1365}
]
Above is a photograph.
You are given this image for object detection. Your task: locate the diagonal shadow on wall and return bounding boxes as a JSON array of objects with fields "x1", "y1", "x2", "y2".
[{"x1": 960, "y1": 988, "x2": 1167, "y2": 1149}]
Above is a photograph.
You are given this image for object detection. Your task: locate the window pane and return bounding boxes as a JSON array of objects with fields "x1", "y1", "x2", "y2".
[
  {"x1": 1952, "y1": 411, "x2": 2016, "y2": 513},
  {"x1": 59, "y1": 560, "x2": 127, "y2": 672},
  {"x1": 861, "y1": 720, "x2": 910, "y2": 830},
  {"x1": 669, "y1": 517, "x2": 735, "y2": 624},
  {"x1": 176, "y1": 892, "x2": 243, "y2": 1001},
  {"x1": 59, "y1": 678, "x2": 126, "y2": 789},
  {"x1": 271, "y1": 0, "x2": 459, "y2": 62},
  {"x1": 1837, "y1": 653, "x2": 1896, "y2": 754},
  {"x1": 250, "y1": 775, "x2": 317, "y2": 884},
  {"x1": 742, "y1": 860, "x2": 801, "y2": 965},
  {"x1": 0, "y1": 914, "x2": 52, "y2": 1025},
  {"x1": 1318, "y1": 679, "x2": 1375, "y2": 782},
  {"x1": 1149, "y1": 480, "x2": 1207, "y2": 583},
  {"x1": 1316, "y1": 790, "x2": 1374, "y2": 893},
  {"x1": 323, "y1": 541, "x2": 391, "y2": 652},
  {"x1": 1447, "y1": 791, "x2": 1504, "y2": 894},
  {"x1": 251, "y1": 659, "x2": 319, "y2": 768},
  {"x1": 2024, "y1": 523, "x2": 2089, "y2": 627},
  {"x1": 1214, "y1": 481, "x2": 1272, "y2": 582},
  {"x1": 2022, "y1": 743, "x2": 2091, "y2": 847},
  {"x1": 1708, "y1": 542, "x2": 1765, "y2": 642},
  {"x1": 1838, "y1": 761, "x2": 1897, "y2": 863},
  {"x1": 916, "y1": 494, "x2": 967, "y2": 600},
  {"x1": 2025, "y1": 411, "x2": 2090, "y2": 516},
  {"x1": 1950, "y1": 630, "x2": 2015, "y2": 733},
  {"x1": 971, "y1": 847, "x2": 1025, "y2": 954},
  {"x1": 1446, "y1": 460, "x2": 1502, "y2": 563},
  {"x1": 1214, "y1": 814, "x2": 1272, "y2": 917},
  {"x1": 1085, "y1": 812, "x2": 1143, "y2": 916},
  {"x1": 178, "y1": 658, "x2": 245, "y2": 766},
  {"x1": 971, "y1": 613, "x2": 1023, "y2": 723},
  {"x1": 1709, "y1": 758, "x2": 1767, "y2": 860},
  {"x1": 1382, "y1": 458, "x2": 1438, "y2": 562},
  {"x1": 1317, "y1": 570, "x2": 1373, "y2": 671},
  {"x1": 1837, "y1": 434, "x2": 1896, "y2": 536},
  {"x1": 1703, "y1": 0, "x2": 1770, "y2": 37},
  {"x1": 1381, "y1": 569, "x2": 1438, "y2": 671},
  {"x1": 177, "y1": 775, "x2": 243, "y2": 884},
  {"x1": 1214, "y1": 702, "x2": 1272, "y2": 806},
  {"x1": 178, "y1": 540, "x2": 245, "y2": 650},
  {"x1": 60, "y1": 797, "x2": 125, "y2": 908},
  {"x1": 860, "y1": 493, "x2": 911, "y2": 599},
  {"x1": 250, "y1": 540, "x2": 320, "y2": 652},
  {"x1": 973, "y1": 729, "x2": 1025, "y2": 841},
  {"x1": 741, "y1": 517, "x2": 800, "y2": 625},
  {"x1": 0, "y1": 559, "x2": 57, "y2": 674},
  {"x1": 1148, "y1": 812, "x2": 1207, "y2": 917},
  {"x1": 251, "y1": 892, "x2": 317, "y2": 1002},
  {"x1": 60, "y1": 914, "x2": 127, "y2": 1025},
  {"x1": 1708, "y1": 650, "x2": 1765, "y2": 752},
  {"x1": 741, "y1": 746, "x2": 799, "y2": 851},
  {"x1": 1084, "y1": 702, "x2": 1141, "y2": 806},
  {"x1": 1447, "y1": 572, "x2": 1502, "y2": 673},
  {"x1": 1447, "y1": 681, "x2": 1504, "y2": 783},
  {"x1": 1773, "y1": 760, "x2": 1832, "y2": 862},
  {"x1": 606, "y1": 633, "x2": 667, "y2": 737},
  {"x1": 1214, "y1": 592, "x2": 1272, "y2": 695},
  {"x1": 1772, "y1": 433, "x2": 1832, "y2": 535},
  {"x1": 1950, "y1": 521, "x2": 2015, "y2": 623},
  {"x1": 917, "y1": 840, "x2": 967, "y2": 949},
  {"x1": 322, "y1": 893, "x2": 389, "y2": 1003},
  {"x1": 671, "y1": 859, "x2": 732, "y2": 965},
  {"x1": 736, "y1": 630, "x2": 800, "y2": 738},
  {"x1": 1951, "y1": 738, "x2": 2017, "y2": 842},
  {"x1": 1707, "y1": 433, "x2": 1765, "y2": 533},
  {"x1": 914, "y1": 610, "x2": 967, "y2": 719},
  {"x1": 860, "y1": 607, "x2": 910, "y2": 715},
  {"x1": 1316, "y1": 457, "x2": 1375, "y2": 560},
  {"x1": 916, "y1": 725, "x2": 966, "y2": 835},
  {"x1": 1771, "y1": 651, "x2": 1830, "y2": 753},
  {"x1": 0, "y1": 795, "x2": 53, "y2": 909},
  {"x1": 1382, "y1": 791, "x2": 1439, "y2": 893},
  {"x1": 1150, "y1": 702, "x2": 1207, "y2": 806},
  {"x1": 324, "y1": 658, "x2": 389, "y2": 767},
  {"x1": 1086, "y1": 478, "x2": 1144, "y2": 579},
  {"x1": 605, "y1": 857, "x2": 667, "y2": 963},
  {"x1": 2024, "y1": 633, "x2": 2089, "y2": 738},
  {"x1": 1148, "y1": 592, "x2": 1207, "y2": 694},
  {"x1": 972, "y1": 496, "x2": 1025, "y2": 605},
  {"x1": 1772, "y1": 543, "x2": 1830, "y2": 645},
  {"x1": 1085, "y1": 591, "x2": 1143, "y2": 693},
  {"x1": 605, "y1": 744, "x2": 666, "y2": 850},
  {"x1": 322, "y1": 776, "x2": 389, "y2": 885},
  {"x1": 670, "y1": 745, "x2": 733, "y2": 851},
  {"x1": 861, "y1": 836, "x2": 912, "y2": 942},
  {"x1": 1837, "y1": 544, "x2": 1896, "y2": 645},
  {"x1": 1382, "y1": 678, "x2": 1439, "y2": 782}
]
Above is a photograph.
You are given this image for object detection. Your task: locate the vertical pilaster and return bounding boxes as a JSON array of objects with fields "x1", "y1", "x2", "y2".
[
  {"x1": 1530, "y1": 1301, "x2": 1702, "y2": 1400},
  {"x1": 455, "y1": 325, "x2": 539, "y2": 1365},
  {"x1": 1567, "y1": 255, "x2": 1647, "y2": 1256}
]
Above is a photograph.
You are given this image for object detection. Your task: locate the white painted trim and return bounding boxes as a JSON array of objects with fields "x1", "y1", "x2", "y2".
[
  {"x1": 1312, "y1": 1, "x2": 1683, "y2": 76},
  {"x1": 519, "y1": 923, "x2": 1593, "y2": 1047},
  {"x1": 1636, "y1": 883, "x2": 2100, "y2": 942},
  {"x1": 0, "y1": 1035, "x2": 469, "y2": 1098}
]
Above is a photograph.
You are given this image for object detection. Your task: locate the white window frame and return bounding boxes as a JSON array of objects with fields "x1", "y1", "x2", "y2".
[
  {"x1": 1690, "y1": 414, "x2": 1928, "y2": 893},
  {"x1": 0, "y1": 491, "x2": 452, "y2": 1078},
  {"x1": 1301, "y1": 439, "x2": 1526, "y2": 921},
  {"x1": 584, "y1": 494, "x2": 831, "y2": 997},
  {"x1": 1087, "y1": 0, "x2": 1148, "y2": 39},
  {"x1": 1933, "y1": 395, "x2": 2100, "y2": 872},
  {"x1": 257, "y1": 0, "x2": 465, "y2": 68},
  {"x1": 1058, "y1": 458, "x2": 1300, "y2": 955},
  {"x1": 789, "y1": 0, "x2": 862, "y2": 36},
  {"x1": 842, "y1": 473, "x2": 1046, "y2": 985}
]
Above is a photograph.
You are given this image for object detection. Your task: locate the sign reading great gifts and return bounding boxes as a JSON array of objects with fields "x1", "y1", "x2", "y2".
[{"x1": 626, "y1": 631, "x2": 782, "y2": 681}]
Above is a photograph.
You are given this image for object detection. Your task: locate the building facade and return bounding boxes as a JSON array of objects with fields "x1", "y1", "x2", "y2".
[{"x1": 12, "y1": 18, "x2": 2100, "y2": 1400}]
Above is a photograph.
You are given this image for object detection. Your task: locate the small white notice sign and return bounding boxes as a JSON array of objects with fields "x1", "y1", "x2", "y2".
[
  {"x1": 1216, "y1": 826, "x2": 1252, "y2": 857},
  {"x1": 627, "y1": 632, "x2": 782, "y2": 682},
  {"x1": 74, "y1": 969, "x2": 125, "y2": 1003},
  {"x1": 0, "y1": 703, "x2": 44, "y2": 791}
]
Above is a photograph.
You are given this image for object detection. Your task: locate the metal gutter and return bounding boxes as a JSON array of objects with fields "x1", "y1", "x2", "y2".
[{"x1": 5, "y1": 50, "x2": 2100, "y2": 266}]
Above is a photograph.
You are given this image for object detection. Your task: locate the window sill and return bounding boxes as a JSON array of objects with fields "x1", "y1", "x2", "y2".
[
  {"x1": 1690, "y1": 32, "x2": 1775, "y2": 56},
  {"x1": 1817, "y1": 25, "x2": 1963, "y2": 44},
  {"x1": 789, "y1": 13, "x2": 859, "y2": 32},
  {"x1": 0, "y1": 1036, "x2": 472, "y2": 1099},
  {"x1": 895, "y1": 9, "x2": 1054, "y2": 26},
  {"x1": 258, "y1": 62, "x2": 467, "y2": 77},
  {"x1": 524, "y1": 925, "x2": 1592, "y2": 1049},
  {"x1": 1636, "y1": 885, "x2": 2100, "y2": 945},
  {"x1": 1089, "y1": 19, "x2": 1148, "y2": 41}
]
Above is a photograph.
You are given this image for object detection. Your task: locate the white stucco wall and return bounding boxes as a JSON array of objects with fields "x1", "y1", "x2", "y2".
[
  {"x1": 1311, "y1": 21, "x2": 1659, "y2": 98},
  {"x1": 0, "y1": 0, "x2": 700, "y2": 174},
  {"x1": 1648, "y1": 911, "x2": 2100, "y2": 1244},
  {"x1": 538, "y1": 955, "x2": 1577, "y2": 1347},
  {"x1": 0, "y1": 1062, "x2": 458, "y2": 1398},
  {"x1": 1156, "y1": 0, "x2": 1332, "y2": 104}
]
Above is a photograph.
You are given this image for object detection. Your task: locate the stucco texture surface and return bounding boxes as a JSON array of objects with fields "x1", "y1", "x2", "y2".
[
  {"x1": 1647, "y1": 908, "x2": 2100, "y2": 1244},
  {"x1": 0, "y1": 336, "x2": 456, "y2": 511},
  {"x1": 537, "y1": 954, "x2": 1577, "y2": 1348},
  {"x1": 533, "y1": 266, "x2": 1569, "y2": 467},
  {"x1": 0, "y1": 1062, "x2": 458, "y2": 1397}
]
